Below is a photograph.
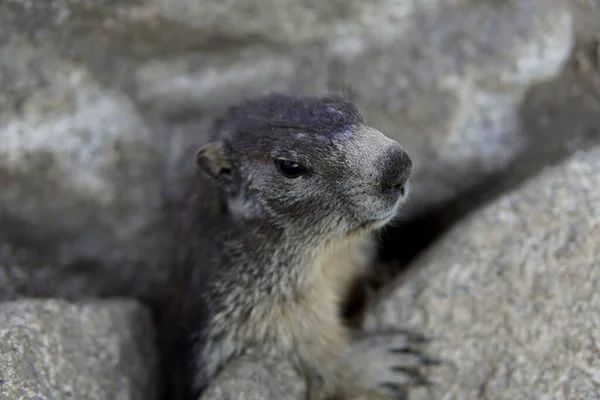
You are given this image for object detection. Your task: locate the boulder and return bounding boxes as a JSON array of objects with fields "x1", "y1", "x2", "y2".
[
  {"x1": 364, "y1": 146, "x2": 600, "y2": 399},
  {"x1": 0, "y1": 0, "x2": 573, "y2": 301},
  {"x1": 201, "y1": 353, "x2": 303, "y2": 400},
  {"x1": 0, "y1": 36, "x2": 168, "y2": 301},
  {"x1": 0, "y1": 298, "x2": 160, "y2": 400}
]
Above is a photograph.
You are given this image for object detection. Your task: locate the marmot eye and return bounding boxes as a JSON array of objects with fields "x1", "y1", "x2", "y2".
[{"x1": 274, "y1": 159, "x2": 307, "y2": 179}]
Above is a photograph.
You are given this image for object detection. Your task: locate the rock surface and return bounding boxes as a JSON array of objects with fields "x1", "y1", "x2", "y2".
[
  {"x1": 0, "y1": 0, "x2": 573, "y2": 301},
  {"x1": 0, "y1": 298, "x2": 160, "y2": 400},
  {"x1": 201, "y1": 353, "x2": 304, "y2": 400},
  {"x1": 0, "y1": 36, "x2": 169, "y2": 302},
  {"x1": 364, "y1": 146, "x2": 600, "y2": 399}
]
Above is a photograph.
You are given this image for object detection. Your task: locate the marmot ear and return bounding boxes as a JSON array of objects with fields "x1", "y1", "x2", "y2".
[{"x1": 195, "y1": 141, "x2": 234, "y2": 186}]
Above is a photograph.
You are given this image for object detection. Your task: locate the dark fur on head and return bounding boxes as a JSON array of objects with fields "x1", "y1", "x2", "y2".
[
  {"x1": 212, "y1": 93, "x2": 364, "y2": 141},
  {"x1": 196, "y1": 93, "x2": 411, "y2": 239}
]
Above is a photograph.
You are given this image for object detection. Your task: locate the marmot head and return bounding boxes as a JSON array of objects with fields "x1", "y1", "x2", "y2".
[{"x1": 195, "y1": 93, "x2": 411, "y2": 237}]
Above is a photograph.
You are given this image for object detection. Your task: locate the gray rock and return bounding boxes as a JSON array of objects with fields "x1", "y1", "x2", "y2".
[
  {"x1": 364, "y1": 146, "x2": 600, "y2": 400},
  {"x1": 0, "y1": 298, "x2": 159, "y2": 400},
  {"x1": 332, "y1": 0, "x2": 574, "y2": 217},
  {"x1": 201, "y1": 353, "x2": 304, "y2": 400},
  {"x1": 0, "y1": 0, "x2": 574, "y2": 300},
  {"x1": 0, "y1": 36, "x2": 169, "y2": 301},
  {"x1": 136, "y1": 0, "x2": 574, "y2": 217}
]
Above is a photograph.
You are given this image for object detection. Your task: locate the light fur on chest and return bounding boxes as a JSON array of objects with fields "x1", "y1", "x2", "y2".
[
  {"x1": 247, "y1": 234, "x2": 377, "y2": 356},
  {"x1": 200, "y1": 234, "x2": 378, "y2": 387}
]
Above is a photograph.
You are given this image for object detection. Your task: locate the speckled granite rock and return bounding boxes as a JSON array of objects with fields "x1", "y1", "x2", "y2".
[
  {"x1": 201, "y1": 353, "x2": 303, "y2": 400},
  {"x1": 364, "y1": 146, "x2": 600, "y2": 400},
  {"x1": 0, "y1": 299, "x2": 160, "y2": 400},
  {"x1": 0, "y1": 0, "x2": 573, "y2": 301},
  {"x1": 0, "y1": 36, "x2": 168, "y2": 302},
  {"x1": 132, "y1": 0, "x2": 574, "y2": 218}
]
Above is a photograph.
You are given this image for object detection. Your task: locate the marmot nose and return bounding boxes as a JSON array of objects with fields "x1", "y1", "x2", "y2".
[{"x1": 381, "y1": 146, "x2": 412, "y2": 196}]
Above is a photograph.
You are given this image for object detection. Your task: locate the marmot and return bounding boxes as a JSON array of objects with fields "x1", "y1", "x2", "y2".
[{"x1": 159, "y1": 93, "x2": 434, "y2": 400}]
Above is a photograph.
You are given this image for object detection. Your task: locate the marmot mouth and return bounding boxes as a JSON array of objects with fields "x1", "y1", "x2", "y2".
[{"x1": 362, "y1": 210, "x2": 398, "y2": 231}]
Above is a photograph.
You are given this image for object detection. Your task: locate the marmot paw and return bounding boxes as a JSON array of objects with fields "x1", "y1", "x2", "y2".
[{"x1": 339, "y1": 329, "x2": 439, "y2": 400}]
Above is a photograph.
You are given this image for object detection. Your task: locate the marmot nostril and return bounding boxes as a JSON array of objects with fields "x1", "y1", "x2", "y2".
[
  {"x1": 394, "y1": 183, "x2": 407, "y2": 196},
  {"x1": 381, "y1": 146, "x2": 412, "y2": 194},
  {"x1": 386, "y1": 179, "x2": 408, "y2": 198}
]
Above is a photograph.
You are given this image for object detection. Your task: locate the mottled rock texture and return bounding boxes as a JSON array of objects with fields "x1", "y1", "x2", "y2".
[
  {"x1": 364, "y1": 146, "x2": 600, "y2": 400},
  {"x1": 0, "y1": 299, "x2": 159, "y2": 400},
  {"x1": 0, "y1": 0, "x2": 573, "y2": 302},
  {"x1": 201, "y1": 353, "x2": 304, "y2": 400}
]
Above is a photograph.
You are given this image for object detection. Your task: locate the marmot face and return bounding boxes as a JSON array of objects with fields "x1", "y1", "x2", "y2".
[{"x1": 195, "y1": 93, "x2": 411, "y2": 236}]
